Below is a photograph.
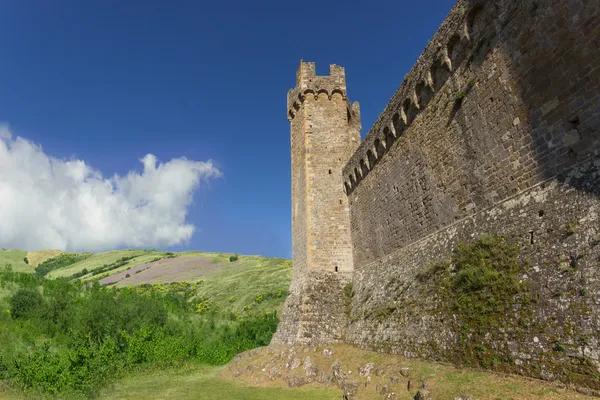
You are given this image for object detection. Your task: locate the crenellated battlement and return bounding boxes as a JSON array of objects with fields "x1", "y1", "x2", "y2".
[
  {"x1": 287, "y1": 62, "x2": 349, "y2": 121},
  {"x1": 342, "y1": 0, "x2": 489, "y2": 192}
]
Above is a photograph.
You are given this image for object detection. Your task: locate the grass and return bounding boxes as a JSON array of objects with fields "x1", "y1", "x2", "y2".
[
  {"x1": 0, "y1": 367, "x2": 339, "y2": 400},
  {"x1": 46, "y1": 249, "x2": 154, "y2": 279},
  {"x1": 97, "y1": 366, "x2": 338, "y2": 400},
  {"x1": 0, "y1": 345, "x2": 592, "y2": 400},
  {"x1": 194, "y1": 256, "x2": 292, "y2": 314},
  {"x1": 0, "y1": 250, "x2": 32, "y2": 273},
  {"x1": 24, "y1": 250, "x2": 63, "y2": 267},
  {"x1": 79, "y1": 253, "x2": 163, "y2": 281},
  {"x1": 226, "y1": 345, "x2": 594, "y2": 400}
]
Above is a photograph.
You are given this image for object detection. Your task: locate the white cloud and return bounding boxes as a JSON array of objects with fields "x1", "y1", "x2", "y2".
[{"x1": 0, "y1": 126, "x2": 222, "y2": 252}]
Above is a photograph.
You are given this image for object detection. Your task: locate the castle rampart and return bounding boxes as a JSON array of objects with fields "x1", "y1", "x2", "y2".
[
  {"x1": 277, "y1": 0, "x2": 600, "y2": 391},
  {"x1": 345, "y1": 0, "x2": 600, "y2": 266}
]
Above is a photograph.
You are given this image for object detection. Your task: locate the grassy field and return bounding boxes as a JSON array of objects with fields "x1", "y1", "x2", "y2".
[
  {"x1": 24, "y1": 250, "x2": 63, "y2": 267},
  {"x1": 0, "y1": 366, "x2": 339, "y2": 400},
  {"x1": 100, "y1": 366, "x2": 338, "y2": 400},
  {"x1": 194, "y1": 256, "x2": 292, "y2": 314},
  {"x1": 0, "y1": 250, "x2": 32, "y2": 273},
  {"x1": 46, "y1": 249, "x2": 154, "y2": 279}
]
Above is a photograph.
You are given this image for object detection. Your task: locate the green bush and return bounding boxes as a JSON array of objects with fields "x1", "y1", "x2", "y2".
[
  {"x1": 229, "y1": 255, "x2": 239, "y2": 262},
  {"x1": 9, "y1": 289, "x2": 44, "y2": 319},
  {"x1": 0, "y1": 268, "x2": 280, "y2": 397}
]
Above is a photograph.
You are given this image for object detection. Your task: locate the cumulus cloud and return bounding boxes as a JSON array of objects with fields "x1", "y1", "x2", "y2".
[{"x1": 0, "y1": 125, "x2": 222, "y2": 252}]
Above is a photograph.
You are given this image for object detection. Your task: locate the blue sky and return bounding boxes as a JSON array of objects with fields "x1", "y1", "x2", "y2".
[{"x1": 0, "y1": 0, "x2": 455, "y2": 258}]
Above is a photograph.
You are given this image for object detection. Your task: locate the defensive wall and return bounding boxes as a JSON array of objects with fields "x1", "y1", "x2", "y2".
[
  {"x1": 343, "y1": 0, "x2": 600, "y2": 390},
  {"x1": 276, "y1": 0, "x2": 600, "y2": 391}
]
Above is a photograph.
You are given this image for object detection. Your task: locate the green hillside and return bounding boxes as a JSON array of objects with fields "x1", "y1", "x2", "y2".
[
  {"x1": 0, "y1": 250, "x2": 32, "y2": 273},
  {"x1": 46, "y1": 249, "x2": 156, "y2": 279},
  {"x1": 0, "y1": 248, "x2": 293, "y2": 399}
]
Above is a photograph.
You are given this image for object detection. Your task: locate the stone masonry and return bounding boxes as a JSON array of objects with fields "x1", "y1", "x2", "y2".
[
  {"x1": 272, "y1": 63, "x2": 360, "y2": 345},
  {"x1": 274, "y1": 0, "x2": 600, "y2": 390}
]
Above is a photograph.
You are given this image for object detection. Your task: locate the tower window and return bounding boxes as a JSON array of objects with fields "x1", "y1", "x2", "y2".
[
  {"x1": 335, "y1": 266, "x2": 339, "y2": 272},
  {"x1": 328, "y1": 169, "x2": 332, "y2": 174}
]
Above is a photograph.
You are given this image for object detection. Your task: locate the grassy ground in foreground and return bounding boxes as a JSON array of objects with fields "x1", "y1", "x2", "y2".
[
  {"x1": 225, "y1": 345, "x2": 594, "y2": 400},
  {"x1": 98, "y1": 366, "x2": 338, "y2": 400},
  {"x1": 0, "y1": 366, "x2": 338, "y2": 400}
]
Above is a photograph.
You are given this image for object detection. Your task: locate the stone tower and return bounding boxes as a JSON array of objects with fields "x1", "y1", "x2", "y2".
[{"x1": 272, "y1": 62, "x2": 361, "y2": 345}]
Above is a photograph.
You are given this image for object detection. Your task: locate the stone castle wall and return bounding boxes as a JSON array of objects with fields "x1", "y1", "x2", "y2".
[
  {"x1": 277, "y1": 0, "x2": 600, "y2": 390},
  {"x1": 344, "y1": 0, "x2": 600, "y2": 267},
  {"x1": 341, "y1": 0, "x2": 600, "y2": 390},
  {"x1": 346, "y1": 159, "x2": 600, "y2": 389}
]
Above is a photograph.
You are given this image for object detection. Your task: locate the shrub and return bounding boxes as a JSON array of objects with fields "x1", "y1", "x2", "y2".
[
  {"x1": 229, "y1": 255, "x2": 239, "y2": 262},
  {"x1": 0, "y1": 269, "x2": 282, "y2": 397},
  {"x1": 9, "y1": 289, "x2": 44, "y2": 319}
]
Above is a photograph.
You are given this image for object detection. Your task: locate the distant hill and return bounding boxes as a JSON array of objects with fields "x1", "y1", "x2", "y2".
[
  {"x1": 25, "y1": 250, "x2": 63, "y2": 267},
  {"x1": 0, "y1": 249, "x2": 32, "y2": 273},
  {"x1": 1, "y1": 248, "x2": 293, "y2": 316}
]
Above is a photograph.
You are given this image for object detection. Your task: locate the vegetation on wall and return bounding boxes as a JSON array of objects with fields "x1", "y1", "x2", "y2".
[
  {"x1": 411, "y1": 235, "x2": 531, "y2": 368},
  {"x1": 408, "y1": 234, "x2": 599, "y2": 388}
]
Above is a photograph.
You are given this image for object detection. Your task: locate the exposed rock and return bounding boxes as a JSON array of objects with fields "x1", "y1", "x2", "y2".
[
  {"x1": 359, "y1": 362, "x2": 375, "y2": 377},
  {"x1": 331, "y1": 359, "x2": 343, "y2": 380},
  {"x1": 407, "y1": 380, "x2": 413, "y2": 391},
  {"x1": 322, "y1": 348, "x2": 334, "y2": 358},
  {"x1": 390, "y1": 375, "x2": 401, "y2": 383},
  {"x1": 317, "y1": 371, "x2": 332, "y2": 384},
  {"x1": 286, "y1": 358, "x2": 301, "y2": 370},
  {"x1": 268, "y1": 366, "x2": 282, "y2": 380},
  {"x1": 284, "y1": 375, "x2": 308, "y2": 388},
  {"x1": 231, "y1": 347, "x2": 263, "y2": 364},
  {"x1": 454, "y1": 395, "x2": 473, "y2": 400},
  {"x1": 376, "y1": 368, "x2": 386, "y2": 377},
  {"x1": 304, "y1": 356, "x2": 317, "y2": 377},
  {"x1": 341, "y1": 380, "x2": 359, "y2": 399},
  {"x1": 384, "y1": 393, "x2": 397, "y2": 400},
  {"x1": 415, "y1": 389, "x2": 432, "y2": 400},
  {"x1": 233, "y1": 370, "x2": 242, "y2": 378},
  {"x1": 364, "y1": 375, "x2": 371, "y2": 387},
  {"x1": 400, "y1": 367, "x2": 410, "y2": 377}
]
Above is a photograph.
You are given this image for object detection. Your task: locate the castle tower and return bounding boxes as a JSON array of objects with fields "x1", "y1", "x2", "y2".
[{"x1": 272, "y1": 62, "x2": 361, "y2": 345}]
